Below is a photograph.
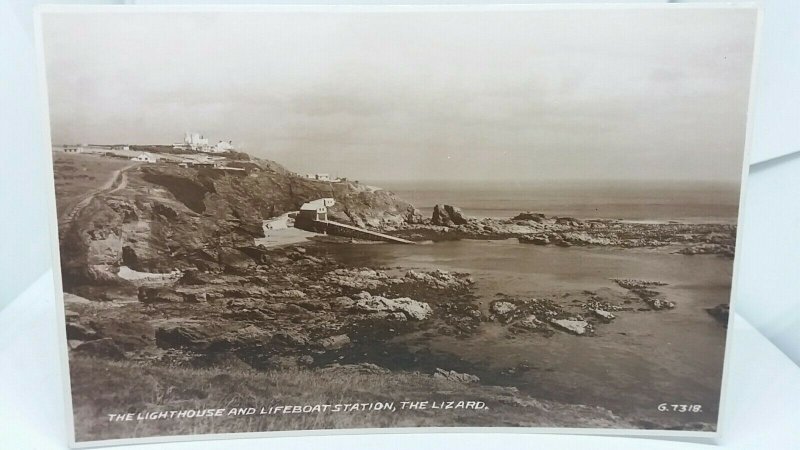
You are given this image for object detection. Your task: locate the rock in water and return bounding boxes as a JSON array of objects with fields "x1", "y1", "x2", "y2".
[
  {"x1": 445, "y1": 205, "x2": 469, "y2": 225},
  {"x1": 351, "y1": 291, "x2": 433, "y2": 321},
  {"x1": 517, "y1": 314, "x2": 543, "y2": 329},
  {"x1": 512, "y1": 212, "x2": 547, "y2": 222},
  {"x1": 490, "y1": 301, "x2": 517, "y2": 316},
  {"x1": 518, "y1": 234, "x2": 550, "y2": 245},
  {"x1": 550, "y1": 319, "x2": 591, "y2": 335},
  {"x1": 592, "y1": 309, "x2": 616, "y2": 322},
  {"x1": 431, "y1": 204, "x2": 452, "y2": 226},
  {"x1": 431, "y1": 204, "x2": 469, "y2": 226},
  {"x1": 405, "y1": 206, "x2": 424, "y2": 224}
]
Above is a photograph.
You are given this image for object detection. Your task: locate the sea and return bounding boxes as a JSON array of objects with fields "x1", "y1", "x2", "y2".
[
  {"x1": 367, "y1": 180, "x2": 741, "y2": 224},
  {"x1": 320, "y1": 179, "x2": 738, "y2": 426}
]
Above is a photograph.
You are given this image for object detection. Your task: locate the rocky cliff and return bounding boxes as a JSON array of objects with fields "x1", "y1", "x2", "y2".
[{"x1": 59, "y1": 155, "x2": 415, "y2": 285}]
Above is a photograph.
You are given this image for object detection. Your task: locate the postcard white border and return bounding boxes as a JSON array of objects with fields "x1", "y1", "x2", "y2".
[{"x1": 32, "y1": 3, "x2": 761, "y2": 448}]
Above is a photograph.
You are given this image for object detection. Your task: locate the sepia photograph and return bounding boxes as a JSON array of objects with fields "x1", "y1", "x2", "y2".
[{"x1": 39, "y1": 6, "x2": 756, "y2": 444}]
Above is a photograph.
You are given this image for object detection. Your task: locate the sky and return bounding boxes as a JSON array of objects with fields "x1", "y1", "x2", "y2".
[{"x1": 42, "y1": 7, "x2": 757, "y2": 182}]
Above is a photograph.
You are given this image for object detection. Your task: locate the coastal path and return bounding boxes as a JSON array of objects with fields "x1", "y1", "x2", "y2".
[{"x1": 59, "y1": 163, "x2": 138, "y2": 226}]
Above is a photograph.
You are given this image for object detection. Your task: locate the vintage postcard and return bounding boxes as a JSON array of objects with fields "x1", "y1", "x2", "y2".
[{"x1": 37, "y1": 5, "x2": 758, "y2": 447}]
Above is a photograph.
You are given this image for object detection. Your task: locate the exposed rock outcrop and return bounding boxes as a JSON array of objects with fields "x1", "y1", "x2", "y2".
[
  {"x1": 74, "y1": 338, "x2": 127, "y2": 360},
  {"x1": 348, "y1": 291, "x2": 433, "y2": 321},
  {"x1": 550, "y1": 319, "x2": 592, "y2": 335},
  {"x1": 678, "y1": 244, "x2": 735, "y2": 258},
  {"x1": 403, "y1": 269, "x2": 474, "y2": 291},
  {"x1": 433, "y1": 368, "x2": 480, "y2": 383},
  {"x1": 612, "y1": 279, "x2": 674, "y2": 310},
  {"x1": 512, "y1": 212, "x2": 546, "y2": 222},
  {"x1": 138, "y1": 287, "x2": 183, "y2": 304},
  {"x1": 431, "y1": 204, "x2": 469, "y2": 227}
]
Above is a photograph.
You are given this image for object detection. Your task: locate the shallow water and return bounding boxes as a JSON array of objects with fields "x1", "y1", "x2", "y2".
[{"x1": 321, "y1": 239, "x2": 732, "y2": 424}]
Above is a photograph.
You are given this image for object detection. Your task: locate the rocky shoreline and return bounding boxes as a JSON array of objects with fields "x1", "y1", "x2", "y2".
[
  {"x1": 55, "y1": 156, "x2": 728, "y2": 434},
  {"x1": 65, "y1": 235, "x2": 703, "y2": 385},
  {"x1": 383, "y1": 205, "x2": 736, "y2": 257},
  {"x1": 66, "y1": 237, "x2": 712, "y2": 433}
]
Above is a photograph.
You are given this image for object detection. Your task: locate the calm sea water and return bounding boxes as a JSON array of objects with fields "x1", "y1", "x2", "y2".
[
  {"x1": 320, "y1": 179, "x2": 735, "y2": 425},
  {"x1": 324, "y1": 240, "x2": 732, "y2": 425},
  {"x1": 368, "y1": 180, "x2": 740, "y2": 223}
]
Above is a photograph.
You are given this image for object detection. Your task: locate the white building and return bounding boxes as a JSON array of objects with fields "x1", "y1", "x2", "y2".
[
  {"x1": 306, "y1": 173, "x2": 331, "y2": 182},
  {"x1": 212, "y1": 140, "x2": 234, "y2": 153},
  {"x1": 131, "y1": 152, "x2": 158, "y2": 163},
  {"x1": 183, "y1": 132, "x2": 209, "y2": 150},
  {"x1": 298, "y1": 198, "x2": 336, "y2": 221}
]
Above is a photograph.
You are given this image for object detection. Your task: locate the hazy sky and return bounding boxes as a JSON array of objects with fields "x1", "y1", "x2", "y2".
[{"x1": 43, "y1": 8, "x2": 756, "y2": 182}]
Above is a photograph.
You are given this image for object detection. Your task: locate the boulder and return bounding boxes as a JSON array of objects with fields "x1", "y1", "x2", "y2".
[
  {"x1": 317, "y1": 334, "x2": 351, "y2": 350},
  {"x1": 649, "y1": 298, "x2": 676, "y2": 310},
  {"x1": 324, "y1": 268, "x2": 391, "y2": 291},
  {"x1": 280, "y1": 289, "x2": 306, "y2": 299},
  {"x1": 155, "y1": 325, "x2": 210, "y2": 349},
  {"x1": 405, "y1": 206, "x2": 424, "y2": 224},
  {"x1": 404, "y1": 269, "x2": 473, "y2": 290},
  {"x1": 517, "y1": 314, "x2": 543, "y2": 329},
  {"x1": 74, "y1": 338, "x2": 126, "y2": 360},
  {"x1": 66, "y1": 322, "x2": 100, "y2": 341},
  {"x1": 213, "y1": 325, "x2": 270, "y2": 350},
  {"x1": 592, "y1": 309, "x2": 616, "y2": 322},
  {"x1": 431, "y1": 204, "x2": 469, "y2": 227},
  {"x1": 178, "y1": 269, "x2": 213, "y2": 285},
  {"x1": 181, "y1": 292, "x2": 207, "y2": 303},
  {"x1": 433, "y1": 368, "x2": 480, "y2": 383},
  {"x1": 551, "y1": 234, "x2": 572, "y2": 247},
  {"x1": 512, "y1": 212, "x2": 546, "y2": 222},
  {"x1": 518, "y1": 235, "x2": 549, "y2": 245},
  {"x1": 612, "y1": 279, "x2": 668, "y2": 290},
  {"x1": 217, "y1": 247, "x2": 254, "y2": 269},
  {"x1": 555, "y1": 216, "x2": 581, "y2": 226},
  {"x1": 678, "y1": 244, "x2": 735, "y2": 257},
  {"x1": 550, "y1": 318, "x2": 591, "y2": 335},
  {"x1": 560, "y1": 232, "x2": 613, "y2": 246},
  {"x1": 490, "y1": 301, "x2": 517, "y2": 316},
  {"x1": 351, "y1": 291, "x2": 433, "y2": 321},
  {"x1": 320, "y1": 363, "x2": 390, "y2": 375},
  {"x1": 271, "y1": 330, "x2": 310, "y2": 349},
  {"x1": 138, "y1": 287, "x2": 183, "y2": 303},
  {"x1": 106, "y1": 199, "x2": 138, "y2": 222},
  {"x1": 611, "y1": 279, "x2": 674, "y2": 310}
]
